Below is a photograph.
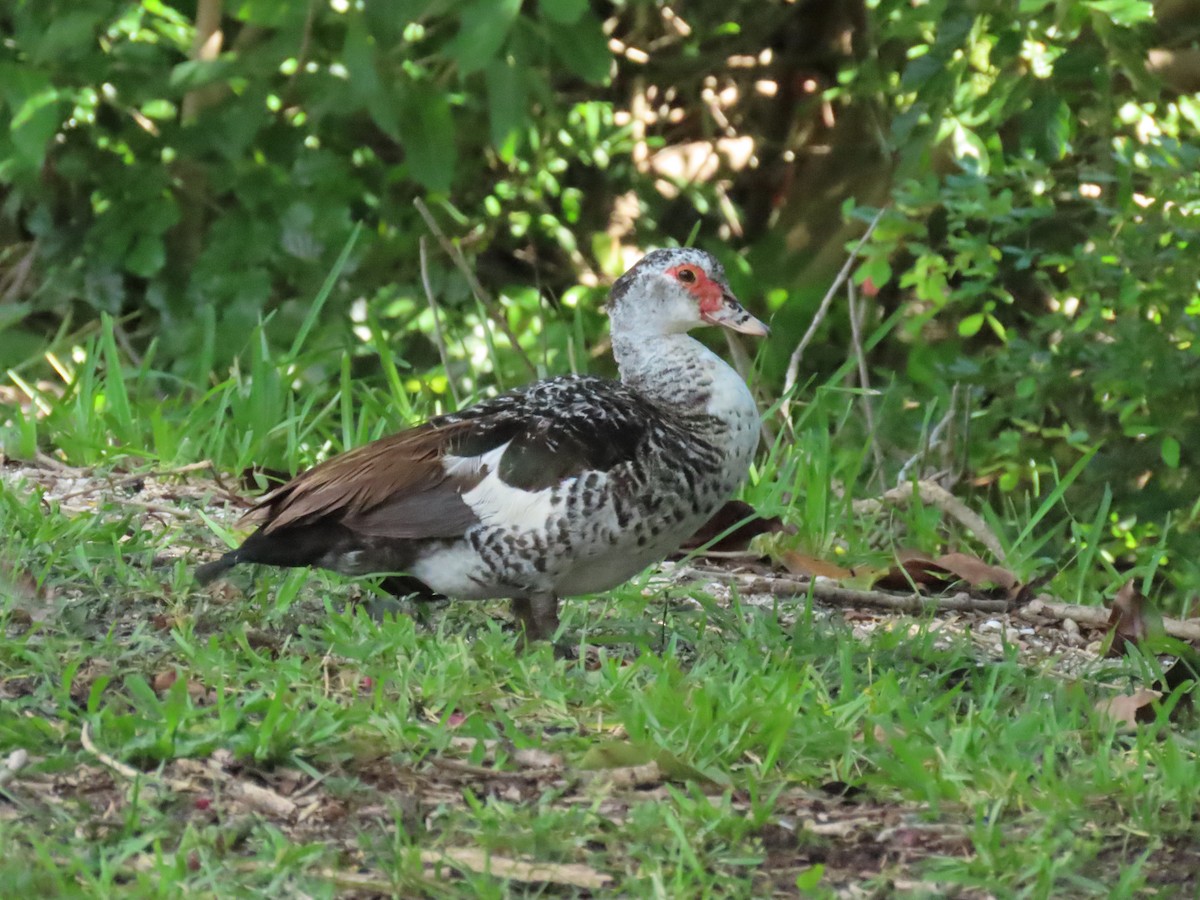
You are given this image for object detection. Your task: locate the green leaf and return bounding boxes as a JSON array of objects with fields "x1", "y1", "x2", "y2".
[
  {"x1": 1085, "y1": 0, "x2": 1154, "y2": 24},
  {"x1": 9, "y1": 86, "x2": 66, "y2": 169},
  {"x1": 900, "y1": 54, "x2": 943, "y2": 91},
  {"x1": 29, "y1": 10, "x2": 105, "y2": 63},
  {"x1": 855, "y1": 255, "x2": 892, "y2": 291},
  {"x1": 545, "y1": 13, "x2": 612, "y2": 83},
  {"x1": 126, "y1": 234, "x2": 166, "y2": 278},
  {"x1": 451, "y1": 0, "x2": 522, "y2": 76},
  {"x1": 958, "y1": 312, "x2": 985, "y2": 337},
  {"x1": 169, "y1": 57, "x2": 235, "y2": 91},
  {"x1": 795, "y1": 865, "x2": 825, "y2": 891},
  {"x1": 539, "y1": 0, "x2": 588, "y2": 24},
  {"x1": 400, "y1": 85, "x2": 457, "y2": 192},
  {"x1": 486, "y1": 57, "x2": 526, "y2": 156},
  {"x1": 1162, "y1": 436, "x2": 1181, "y2": 469}
]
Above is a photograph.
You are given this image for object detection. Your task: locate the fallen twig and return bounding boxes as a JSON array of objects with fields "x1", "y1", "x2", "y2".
[
  {"x1": 55, "y1": 461, "x2": 213, "y2": 503},
  {"x1": 429, "y1": 756, "x2": 560, "y2": 782},
  {"x1": 695, "y1": 568, "x2": 1011, "y2": 614},
  {"x1": 578, "y1": 761, "x2": 662, "y2": 789},
  {"x1": 414, "y1": 198, "x2": 537, "y2": 378},
  {"x1": 852, "y1": 480, "x2": 1007, "y2": 566},
  {"x1": 207, "y1": 758, "x2": 299, "y2": 820},
  {"x1": 420, "y1": 846, "x2": 613, "y2": 890},
  {"x1": 33, "y1": 451, "x2": 81, "y2": 473},
  {"x1": 81, "y1": 723, "x2": 197, "y2": 793},
  {"x1": 82, "y1": 724, "x2": 299, "y2": 820},
  {"x1": 781, "y1": 206, "x2": 887, "y2": 423},
  {"x1": 1021, "y1": 596, "x2": 1200, "y2": 644}
]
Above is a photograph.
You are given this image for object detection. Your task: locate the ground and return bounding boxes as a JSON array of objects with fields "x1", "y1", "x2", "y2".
[{"x1": 0, "y1": 459, "x2": 1197, "y2": 898}]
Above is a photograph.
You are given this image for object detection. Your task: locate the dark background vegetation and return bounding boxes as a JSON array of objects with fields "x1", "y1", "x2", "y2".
[{"x1": 3, "y1": 0, "x2": 1200, "y2": 600}]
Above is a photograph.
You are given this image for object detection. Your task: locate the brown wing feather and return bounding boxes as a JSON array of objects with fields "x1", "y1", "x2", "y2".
[{"x1": 246, "y1": 419, "x2": 483, "y2": 536}]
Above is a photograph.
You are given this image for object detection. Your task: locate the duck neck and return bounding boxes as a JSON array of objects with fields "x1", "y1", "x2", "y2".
[{"x1": 612, "y1": 328, "x2": 749, "y2": 419}]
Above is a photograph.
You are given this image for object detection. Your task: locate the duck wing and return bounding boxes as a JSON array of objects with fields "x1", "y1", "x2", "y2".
[{"x1": 248, "y1": 376, "x2": 654, "y2": 539}]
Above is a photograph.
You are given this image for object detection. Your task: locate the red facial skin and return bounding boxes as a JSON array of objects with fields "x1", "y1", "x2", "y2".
[{"x1": 666, "y1": 264, "x2": 725, "y2": 316}]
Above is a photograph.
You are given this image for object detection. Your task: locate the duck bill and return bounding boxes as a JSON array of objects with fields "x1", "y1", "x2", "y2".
[{"x1": 703, "y1": 292, "x2": 769, "y2": 336}]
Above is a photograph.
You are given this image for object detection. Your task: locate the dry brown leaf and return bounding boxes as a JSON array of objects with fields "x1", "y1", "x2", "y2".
[
  {"x1": 1105, "y1": 581, "x2": 1157, "y2": 657},
  {"x1": 780, "y1": 551, "x2": 854, "y2": 580},
  {"x1": 680, "y1": 500, "x2": 785, "y2": 553},
  {"x1": 1095, "y1": 689, "x2": 1160, "y2": 728},
  {"x1": 152, "y1": 669, "x2": 178, "y2": 694},
  {"x1": 872, "y1": 552, "x2": 1018, "y2": 594},
  {"x1": 933, "y1": 553, "x2": 1018, "y2": 592},
  {"x1": 420, "y1": 847, "x2": 612, "y2": 890},
  {"x1": 872, "y1": 556, "x2": 956, "y2": 592}
]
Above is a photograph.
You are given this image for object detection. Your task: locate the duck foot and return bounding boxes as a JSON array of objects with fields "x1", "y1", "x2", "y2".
[{"x1": 510, "y1": 595, "x2": 560, "y2": 649}]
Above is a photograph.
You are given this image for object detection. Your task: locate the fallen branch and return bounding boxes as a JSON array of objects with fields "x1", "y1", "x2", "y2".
[
  {"x1": 696, "y1": 568, "x2": 1011, "y2": 614},
  {"x1": 420, "y1": 846, "x2": 612, "y2": 890},
  {"x1": 852, "y1": 480, "x2": 1007, "y2": 566},
  {"x1": 34, "y1": 451, "x2": 82, "y2": 473},
  {"x1": 206, "y1": 753, "x2": 298, "y2": 820},
  {"x1": 1022, "y1": 596, "x2": 1200, "y2": 644},
  {"x1": 81, "y1": 723, "x2": 197, "y2": 793},
  {"x1": 578, "y1": 761, "x2": 662, "y2": 789},
  {"x1": 82, "y1": 724, "x2": 299, "y2": 820},
  {"x1": 414, "y1": 198, "x2": 537, "y2": 378},
  {"x1": 55, "y1": 461, "x2": 214, "y2": 503},
  {"x1": 428, "y1": 757, "x2": 552, "y2": 781}
]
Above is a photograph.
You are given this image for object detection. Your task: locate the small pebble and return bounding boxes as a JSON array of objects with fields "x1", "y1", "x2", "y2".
[{"x1": 1062, "y1": 618, "x2": 1080, "y2": 636}]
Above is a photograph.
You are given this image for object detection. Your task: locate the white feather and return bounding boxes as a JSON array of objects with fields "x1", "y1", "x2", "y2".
[{"x1": 446, "y1": 441, "x2": 560, "y2": 527}]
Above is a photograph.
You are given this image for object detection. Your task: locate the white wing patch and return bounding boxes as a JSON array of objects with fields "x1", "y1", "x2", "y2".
[{"x1": 446, "y1": 441, "x2": 560, "y2": 527}]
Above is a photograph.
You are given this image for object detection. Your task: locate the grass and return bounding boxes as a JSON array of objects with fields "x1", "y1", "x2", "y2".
[{"x1": 0, "y1": 304, "x2": 1197, "y2": 898}]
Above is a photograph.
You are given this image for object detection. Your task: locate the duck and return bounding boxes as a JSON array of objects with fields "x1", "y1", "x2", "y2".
[{"x1": 195, "y1": 247, "x2": 768, "y2": 642}]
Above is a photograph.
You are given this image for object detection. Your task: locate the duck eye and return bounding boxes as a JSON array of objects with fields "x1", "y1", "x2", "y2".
[{"x1": 677, "y1": 268, "x2": 697, "y2": 284}]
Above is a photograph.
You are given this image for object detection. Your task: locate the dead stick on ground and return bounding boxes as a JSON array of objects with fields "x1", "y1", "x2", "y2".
[
  {"x1": 697, "y1": 569, "x2": 1011, "y2": 614},
  {"x1": 781, "y1": 206, "x2": 887, "y2": 424},
  {"x1": 418, "y1": 236, "x2": 462, "y2": 407},
  {"x1": 429, "y1": 757, "x2": 549, "y2": 781},
  {"x1": 414, "y1": 198, "x2": 537, "y2": 378},
  {"x1": 206, "y1": 758, "x2": 299, "y2": 820},
  {"x1": 1022, "y1": 596, "x2": 1200, "y2": 643},
  {"x1": 55, "y1": 461, "x2": 214, "y2": 502},
  {"x1": 83, "y1": 724, "x2": 299, "y2": 819},
  {"x1": 852, "y1": 480, "x2": 1008, "y2": 566},
  {"x1": 81, "y1": 723, "x2": 197, "y2": 793}
]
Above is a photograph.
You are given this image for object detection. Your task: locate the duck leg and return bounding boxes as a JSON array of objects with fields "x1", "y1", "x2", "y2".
[{"x1": 511, "y1": 594, "x2": 560, "y2": 644}]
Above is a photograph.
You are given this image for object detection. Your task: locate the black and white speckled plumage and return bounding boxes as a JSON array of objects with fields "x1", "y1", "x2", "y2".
[{"x1": 196, "y1": 247, "x2": 767, "y2": 641}]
